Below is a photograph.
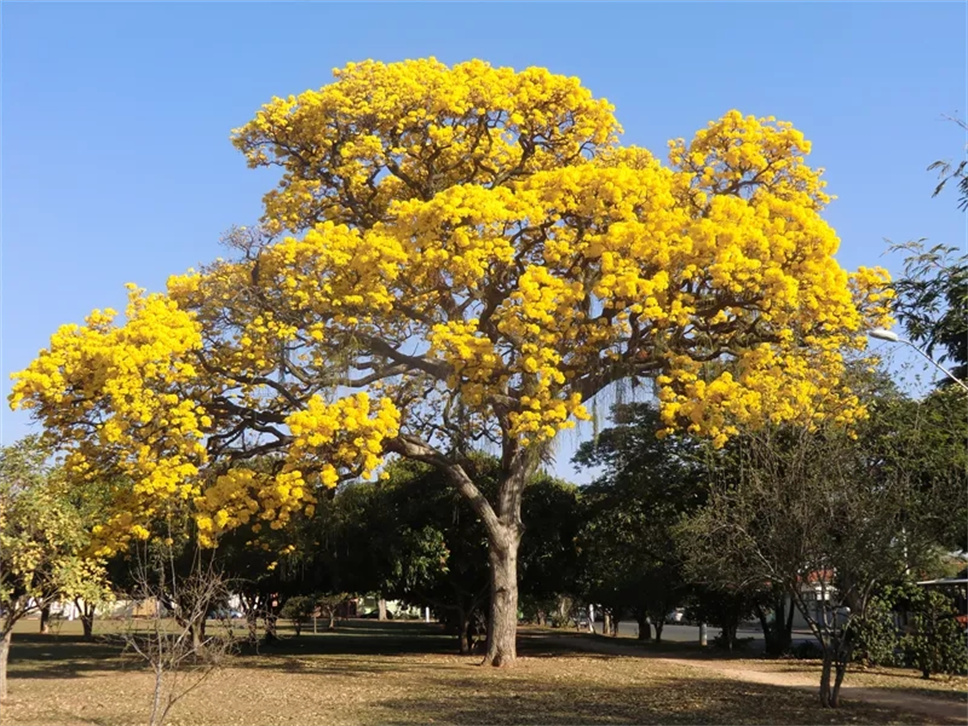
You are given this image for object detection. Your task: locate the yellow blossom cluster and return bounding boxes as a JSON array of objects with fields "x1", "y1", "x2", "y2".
[
  {"x1": 286, "y1": 393, "x2": 401, "y2": 484},
  {"x1": 192, "y1": 468, "x2": 316, "y2": 547},
  {"x1": 10, "y1": 286, "x2": 207, "y2": 507},
  {"x1": 232, "y1": 58, "x2": 619, "y2": 233}
]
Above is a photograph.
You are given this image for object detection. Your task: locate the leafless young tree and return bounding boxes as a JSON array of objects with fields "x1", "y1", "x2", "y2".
[{"x1": 120, "y1": 543, "x2": 235, "y2": 726}]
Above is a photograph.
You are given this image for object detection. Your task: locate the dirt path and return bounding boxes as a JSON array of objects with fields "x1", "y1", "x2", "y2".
[{"x1": 531, "y1": 631, "x2": 967, "y2": 725}]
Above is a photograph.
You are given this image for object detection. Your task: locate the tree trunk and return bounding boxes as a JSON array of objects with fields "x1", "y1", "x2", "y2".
[
  {"x1": 75, "y1": 599, "x2": 95, "y2": 640},
  {"x1": 831, "y1": 659, "x2": 848, "y2": 707},
  {"x1": 191, "y1": 622, "x2": 203, "y2": 654},
  {"x1": 461, "y1": 612, "x2": 474, "y2": 655},
  {"x1": 654, "y1": 620, "x2": 664, "y2": 643},
  {"x1": 483, "y1": 524, "x2": 521, "y2": 666},
  {"x1": 390, "y1": 436, "x2": 527, "y2": 667},
  {"x1": 636, "y1": 613, "x2": 652, "y2": 641},
  {"x1": 377, "y1": 598, "x2": 388, "y2": 621},
  {"x1": 264, "y1": 614, "x2": 278, "y2": 643},
  {"x1": 783, "y1": 596, "x2": 795, "y2": 651},
  {"x1": 457, "y1": 607, "x2": 472, "y2": 654},
  {"x1": 39, "y1": 606, "x2": 51, "y2": 635},
  {"x1": 149, "y1": 661, "x2": 163, "y2": 726},
  {"x1": 819, "y1": 650, "x2": 834, "y2": 707},
  {"x1": 0, "y1": 629, "x2": 11, "y2": 701}
]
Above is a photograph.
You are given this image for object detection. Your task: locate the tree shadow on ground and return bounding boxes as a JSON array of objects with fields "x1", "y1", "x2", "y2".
[
  {"x1": 6, "y1": 633, "x2": 132, "y2": 679},
  {"x1": 372, "y1": 673, "x2": 942, "y2": 725},
  {"x1": 518, "y1": 628, "x2": 764, "y2": 662},
  {"x1": 7, "y1": 619, "x2": 461, "y2": 681}
]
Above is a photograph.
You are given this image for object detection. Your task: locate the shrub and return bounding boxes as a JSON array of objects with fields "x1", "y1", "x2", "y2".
[
  {"x1": 902, "y1": 589, "x2": 968, "y2": 678},
  {"x1": 852, "y1": 595, "x2": 902, "y2": 667},
  {"x1": 280, "y1": 595, "x2": 317, "y2": 636}
]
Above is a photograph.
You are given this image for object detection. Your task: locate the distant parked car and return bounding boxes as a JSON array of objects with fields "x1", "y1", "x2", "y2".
[
  {"x1": 211, "y1": 608, "x2": 243, "y2": 619},
  {"x1": 665, "y1": 608, "x2": 685, "y2": 624}
]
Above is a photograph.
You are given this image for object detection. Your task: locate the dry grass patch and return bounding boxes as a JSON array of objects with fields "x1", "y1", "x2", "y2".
[
  {"x1": 724, "y1": 657, "x2": 968, "y2": 701},
  {"x1": 0, "y1": 620, "x2": 953, "y2": 725}
]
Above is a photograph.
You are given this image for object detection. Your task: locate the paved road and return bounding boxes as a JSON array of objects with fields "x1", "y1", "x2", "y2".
[{"x1": 589, "y1": 621, "x2": 816, "y2": 650}]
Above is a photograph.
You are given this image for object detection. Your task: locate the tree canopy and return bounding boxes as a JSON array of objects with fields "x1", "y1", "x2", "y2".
[{"x1": 10, "y1": 58, "x2": 891, "y2": 664}]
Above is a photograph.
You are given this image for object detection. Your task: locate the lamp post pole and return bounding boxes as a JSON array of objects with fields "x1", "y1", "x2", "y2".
[{"x1": 868, "y1": 328, "x2": 968, "y2": 393}]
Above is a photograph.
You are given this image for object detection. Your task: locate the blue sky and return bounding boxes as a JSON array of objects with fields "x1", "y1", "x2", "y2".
[{"x1": 2, "y1": 1, "x2": 966, "y2": 480}]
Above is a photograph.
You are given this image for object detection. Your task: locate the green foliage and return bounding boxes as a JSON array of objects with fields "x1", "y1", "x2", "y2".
[
  {"x1": 519, "y1": 475, "x2": 582, "y2": 606},
  {"x1": 890, "y1": 241, "x2": 968, "y2": 384},
  {"x1": 280, "y1": 595, "x2": 317, "y2": 624},
  {"x1": 306, "y1": 454, "x2": 580, "y2": 651},
  {"x1": 927, "y1": 117, "x2": 968, "y2": 212},
  {"x1": 687, "y1": 586, "x2": 763, "y2": 651},
  {"x1": 573, "y1": 403, "x2": 704, "y2": 637},
  {"x1": 902, "y1": 588, "x2": 968, "y2": 678},
  {"x1": 1, "y1": 436, "x2": 110, "y2": 628},
  {"x1": 851, "y1": 592, "x2": 902, "y2": 668}
]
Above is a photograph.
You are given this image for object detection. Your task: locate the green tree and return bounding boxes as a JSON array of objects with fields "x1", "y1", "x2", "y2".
[
  {"x1": 890, "y1": 241, "x2": 967, "y2": 384},
  {"x1": 573, "y1": 403, "x2": 704, "y2": 642},
  {"x1": 0, "y1": 436, "x2": 110, "y2": 700},
  {"x1": 518, "y1": 475, "x2": 582, "y2": 627},
  {"x1": 680, "y1": 371, "x2": 965, "y2": 707}
]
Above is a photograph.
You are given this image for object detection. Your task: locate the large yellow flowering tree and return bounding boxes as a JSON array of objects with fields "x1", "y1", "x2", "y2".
[{"x1": 12, "y1": 59, "x2": 891, "y2": 665}]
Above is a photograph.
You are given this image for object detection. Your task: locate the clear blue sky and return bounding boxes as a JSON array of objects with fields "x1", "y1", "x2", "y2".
[{"x1": 2, "y1": 1, "x2": 966, "y2": 481}]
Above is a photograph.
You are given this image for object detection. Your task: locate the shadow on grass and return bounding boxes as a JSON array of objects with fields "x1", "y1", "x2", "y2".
[
  {"x1": 372, "y1": 673, "x2": 936, "y2": 725},
  {"x1": 7, "y1": 619, "x2": 461, "y2": 681},
  {"x1": 6, "y1": 633, "x2": 131, "y2": 679},
  {"x1": 517, "y1": 628, "x2": 763, "y2": 661}
]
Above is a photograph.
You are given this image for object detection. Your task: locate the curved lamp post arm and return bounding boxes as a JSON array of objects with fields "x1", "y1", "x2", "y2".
[{"x1": 868, "y1": 328, "x2": 968, "y2": 393}]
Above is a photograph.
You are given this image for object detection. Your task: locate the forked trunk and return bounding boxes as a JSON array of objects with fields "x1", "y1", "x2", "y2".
[
  {"x1": 831, "y1": 660, "x2": 848, "y2": 706},
  {"x1": 820, "y1": 650, "x2": 833, "y2": 708},
  {"x1": 484, "y1": 525, "x2": 521, "y2": 666},
  {"x1": 76, "y1": 599, "x2": 96, "y2": 639},
  {"x1": 0, "y1": 629, "x2": 11, "y2": 701}
]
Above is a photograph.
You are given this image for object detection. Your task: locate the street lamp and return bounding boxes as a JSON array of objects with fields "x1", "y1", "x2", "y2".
[{"x1": 868, "y1": 328, "x2": 968, "y2": 393}]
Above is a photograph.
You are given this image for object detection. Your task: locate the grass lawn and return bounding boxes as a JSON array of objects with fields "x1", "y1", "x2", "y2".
[{"x1": 2, "y1": 618, "x2": 963, "y2": 725}]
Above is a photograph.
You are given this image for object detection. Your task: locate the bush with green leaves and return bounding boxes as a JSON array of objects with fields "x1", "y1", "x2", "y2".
[
  {"x1": 280, "y1": 595, "x2": 317, "y2": 636},
  {"x1": 851, "y1": 593, "x2": 902, "y2": 668},
  {"x1": 902, "y1": 588, "x2": 968, "y2": 678}
]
